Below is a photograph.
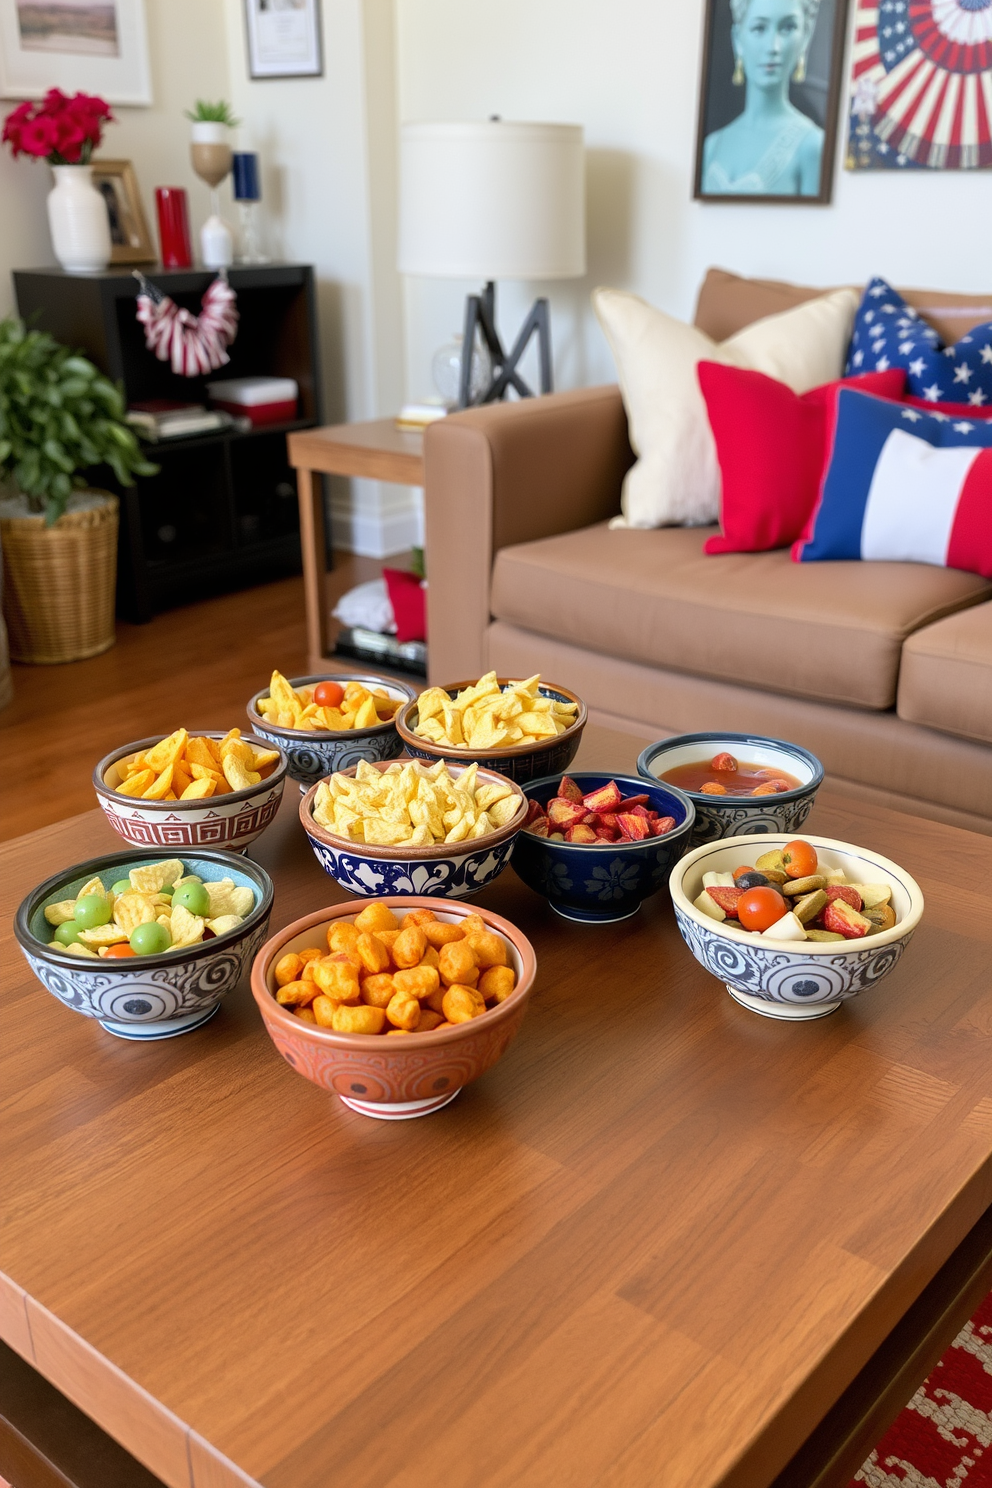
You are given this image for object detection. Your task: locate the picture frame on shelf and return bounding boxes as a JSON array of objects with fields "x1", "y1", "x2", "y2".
[
  {"x1": 244, "y1": 0, "x2": 322, "y2": 80},
  {"x1": 91, "y1": 158, "x2": 155, "y2": 263},
  {"x1": 0, "y1": 0, "x2": 151, "y2": 105},
  {"x1": 693, "y1": 0, "x2": 849, "y2": 204}
]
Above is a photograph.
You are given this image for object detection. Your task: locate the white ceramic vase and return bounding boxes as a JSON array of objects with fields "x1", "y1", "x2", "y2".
[{"x1": 47, "y1": 164, "x2": 111, "y2": 273}]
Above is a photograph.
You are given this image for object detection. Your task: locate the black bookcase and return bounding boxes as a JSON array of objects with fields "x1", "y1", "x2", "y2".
[{"x1": 13, "y1": 263, "x2": 322, "y2": 621}]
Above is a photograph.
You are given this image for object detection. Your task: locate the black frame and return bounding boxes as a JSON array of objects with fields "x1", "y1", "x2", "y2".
[
  {"x1": 243, "y1": 0, "x2": 323, "y2": 80},
  {"x1": 693, "y1": 0, "x2": 850, "y2": 204}
]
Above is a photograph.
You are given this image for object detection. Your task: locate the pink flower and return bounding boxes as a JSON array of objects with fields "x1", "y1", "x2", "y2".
[
  {"x1": 2, "y1": 89, "x2": 113, "y2": 163},
  {"x1": 20, "y1": 116, "x2": 59, "y2": 158}
]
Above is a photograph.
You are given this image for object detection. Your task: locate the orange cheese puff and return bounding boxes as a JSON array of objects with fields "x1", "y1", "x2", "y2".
[
  {"x1": 354, "y1": 901, "x2": 399, "y2": 934},
  {"x1": 393, "y1": 966, "x2": 440, "y2": 1001},
  {"x1": 276, "y1": 979, "x2": 317, "y2": 1007},
  {"x1": 361, "y1": 973, "x2": 396, "y2": 1008},
  {"x1": 434, "y1": 1021, "x2": 457, "y2": 1031},
  {"x1": 386, "y1": 1029, "x2": 412, "y2": 1036},
  {"x1": 312, "y1": 995, "x2": 337, "y2": 1028},
  {"x1": 442, "y1": 985, "x2": 485, "y2": 1023},
  {"x1": 464, "y1": 930, "x2": 508, "y2": 969},
  {"x1": 459, "y1": 914, "x2": 487, "y2": 938},
  {"x1": 424, "y1": 983, "x2": 447, "y2": 1015},
  {"x1": 332, "y1": 1004, "x2": 386, "y2": 1035},
  {"x1": 301, "y1": 960, "x2": 318, "y2": 982},
  {"x1": 296, "y1": 1006, "x2": 318, "y2": 1024},
  {"x1": 386, "y1": 991, "x2": 420, "y2": 1031},
  {"x1": 355, "y1": 931, "x2": 390, "y2": 976},
  {"x1": 297, "y1": 946, "x2": 323, "y2": 965},
  {"x1": 274, "y1": 952, "x2": 303, "y2": 987},
  {"x1": 328, "y1": 921, "x2": 361, "y2": 955},
  {"x1": 415, "y1": 1009, "x2": 444, "y2": 1032},
  {"x1": 422, "y1": 921, "x2": 466, "y2": 949},
  {"x1": 402, "y1": 909, "x2": 437, "y2": 928},
  {"x1": 392, "y1": 924, "x2": 427, "y2": 969},
  {"x1": 312, "y1": 958, "x2": 361, "y2": 1003},
  {"x1": 478, "y1": 966, "x2": 516, "y2": 1004},
  {"x1": 420, "y1": 944, "x2": 440, "y2": 971},
  {"x1": 439, "y1": 940, "x2": 478, "y2": 987}
]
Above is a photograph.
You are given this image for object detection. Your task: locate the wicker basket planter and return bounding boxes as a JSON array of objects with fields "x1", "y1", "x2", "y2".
[{"x1": 0, "y1": 492, "x2": 118, "y2": 664}]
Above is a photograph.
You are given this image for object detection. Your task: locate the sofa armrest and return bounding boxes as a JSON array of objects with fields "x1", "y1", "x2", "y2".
[{"x1": 424, "y1": 385, "x2": 632, "y2": 683}]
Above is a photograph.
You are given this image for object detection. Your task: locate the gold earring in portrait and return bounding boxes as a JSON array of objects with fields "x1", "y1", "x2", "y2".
[{"x1": 733, "y1": 53, "x2": 744, "y2": 85}]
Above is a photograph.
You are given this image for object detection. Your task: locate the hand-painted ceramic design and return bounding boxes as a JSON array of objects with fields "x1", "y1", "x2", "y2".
[
  {"x1": 94, "y1": 732, "x2": 288, "y2": 851},
  {"x1": 395, "y1": 679, "x2": 587, "y2": 785},
  {"x1": 511, "y1": 772, "x2": 695, "y2": 923},
  {"x1": 637, "y1": 733, "x2": 823, "y2": 846},
  {"x1": 15, "y1": 849, "x2": 274, "y2": 1039},
  {"x1": 246, "y1": 673, "x2": 418, "y2": 787},
  {"x1": 251, "y1": 898, "x2": 537, "y2": 1118},
  {"x1": 299, "y1": 760, "x2": 526, "y2": 899},
  {"x1": 669, "y1": 833, "x2": 924, "y2": 1019}
]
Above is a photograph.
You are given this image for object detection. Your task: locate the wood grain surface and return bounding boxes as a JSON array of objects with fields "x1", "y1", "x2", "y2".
[
  {"x1": 3, "y1": 726, "x2": 992, "y2": 1488},
  {"x1": 287, "y1": 420, "x2": 425, "y2": 485}
]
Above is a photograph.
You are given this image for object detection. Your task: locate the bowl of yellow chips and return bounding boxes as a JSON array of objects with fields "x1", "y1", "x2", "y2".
[
  {"x1": 247, "y1": 671, "x2": 417, "y2": 787},
  {"x1": 300, "y1": 758, "x2": 527, "y2": 898},
  {"x1": 395, "y1": 673, "x2": 587, "y2": 784},
  {"x1": 94, "y1": 728, "x2": 288, "y2": 852}
]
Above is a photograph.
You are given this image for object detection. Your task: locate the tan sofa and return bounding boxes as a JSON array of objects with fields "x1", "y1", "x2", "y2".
[{"x1": 424, "y1": 271, "x2": 992, "y2": 835}]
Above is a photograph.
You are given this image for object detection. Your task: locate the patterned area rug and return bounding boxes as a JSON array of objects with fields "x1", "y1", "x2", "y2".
[{"x1": 852, "y1": 1291, "x2": 992, "y2": 1486}]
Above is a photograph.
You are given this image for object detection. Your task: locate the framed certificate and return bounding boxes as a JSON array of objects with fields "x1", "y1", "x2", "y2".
[{"x1": 244, "y1": 0, "x2": 322, "y2": 80}]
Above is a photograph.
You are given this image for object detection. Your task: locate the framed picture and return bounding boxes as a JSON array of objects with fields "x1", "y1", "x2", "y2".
[
  {"x1": 244, "y1": 0, "x2": 322, "y2": 80},
  {"x1": 90, "y1": 158, "x2": 154, "y2": 263},
  {"x1": 693, "y1": 0, "x2": 850, "y2": 203},
  {"x1": 0, "y1": 0, "x2": 151, "y2": 105}
]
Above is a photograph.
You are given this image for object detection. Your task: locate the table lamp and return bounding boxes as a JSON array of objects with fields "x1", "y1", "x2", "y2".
[{"x1": 398, "y1": 119, "x2": 586, "y2": 408}]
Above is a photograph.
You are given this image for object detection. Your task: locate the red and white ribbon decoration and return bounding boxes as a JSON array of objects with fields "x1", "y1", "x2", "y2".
[{"x1": 134, "y1": 272, "x2": 239, "y2": 377}]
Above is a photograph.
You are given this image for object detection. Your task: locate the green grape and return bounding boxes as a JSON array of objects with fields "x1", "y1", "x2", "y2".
[
  {"x1": 172, "y1": 881, "x2": 210, "y2": 916},
  {"x1": 74, "y1": 893, "x2": 113, "y2": 929},
  {"x1": 159, "y1": 884, "x2": 175, "y2": 898},
  {"x1": 111, "y1": 879, "x2": 131, "y2": 896},
  {"x1": 129, "y1": 921, "x2": 171, "y2": 956},
  {"x1": 54, "y1": 921, "x2": 82, "y2": 946}
]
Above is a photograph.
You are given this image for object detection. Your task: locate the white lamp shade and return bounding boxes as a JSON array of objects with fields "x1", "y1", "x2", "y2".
[{"x1": 399, "y1": 120, "x2": 586, "y2": 281}]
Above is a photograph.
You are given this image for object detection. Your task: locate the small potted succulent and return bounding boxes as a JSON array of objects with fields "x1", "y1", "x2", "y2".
[
  {"x1": 0, "y1": 317, "x2": 156, "y2": 664},
  {"x1": 186, "y1": 100, "x2": 238, "y2": 267}
]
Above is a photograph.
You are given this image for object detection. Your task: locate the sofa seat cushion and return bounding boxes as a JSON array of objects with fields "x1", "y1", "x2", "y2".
[
  {"x1": 490, "y1": 524, "x2": 992, "y2": 710},
  {"x1": 897, "y1": 603, "x2": 992, "y2": 743}
]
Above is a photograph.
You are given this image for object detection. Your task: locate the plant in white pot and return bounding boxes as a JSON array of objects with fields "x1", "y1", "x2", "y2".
[
  {"x1": 0, "y1": 318, "x2": 157, "y2": 664},
  {"x1": 2, "y1": 89, "x2": 115, "y2": 272},
  {"x1": 186, "y1": 99, "x2": 238, "y2": 269}
]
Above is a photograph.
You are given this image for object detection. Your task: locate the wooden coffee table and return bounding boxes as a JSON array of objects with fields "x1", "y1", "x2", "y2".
[{"x1": 3, "y1": 724, "x2": 992, "y2": 1488}]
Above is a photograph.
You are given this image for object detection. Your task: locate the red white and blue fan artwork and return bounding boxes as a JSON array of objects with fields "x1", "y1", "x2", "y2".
[{"x1": 847, "y1": 0, "x2": 992, "y2": 168}]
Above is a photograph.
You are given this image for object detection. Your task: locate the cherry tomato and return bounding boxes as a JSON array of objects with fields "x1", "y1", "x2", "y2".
[
  {"x1": 738, "y1": 886, "x2": 787, "y2": 933},
  {"x1": 104, "y1": 943, "x2": 137, "y2": 958},
  {"x1": 313, "y1": 680, "x2": 344, "y2": 708},
  {"x1": 782, "y1": 839, "x2": 818, "y2": 879}
]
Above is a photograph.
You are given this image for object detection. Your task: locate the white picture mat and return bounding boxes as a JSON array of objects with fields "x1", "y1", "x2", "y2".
[
  {"x1": 0, "y1": 0, "x2": 151, "y2": 104},
  {"x1": 244, "y1": 0, "x2": 321, "y2": 78}
]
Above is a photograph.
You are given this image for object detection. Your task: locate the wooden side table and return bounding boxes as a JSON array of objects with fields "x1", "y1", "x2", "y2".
[{"x1": 287, "y1": 419, "x2": 425, "y2": 670}]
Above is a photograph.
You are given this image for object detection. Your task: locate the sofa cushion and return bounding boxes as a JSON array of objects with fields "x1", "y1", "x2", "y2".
[
  {"x1": 490, "y1": 524, "x2": 992, "y2": 710},
  {"x1": 897, "y1": 603, "x2": 992, "y2": 744}
]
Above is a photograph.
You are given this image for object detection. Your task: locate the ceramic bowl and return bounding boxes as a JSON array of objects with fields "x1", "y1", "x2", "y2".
[
  {"x1": 251, "y1": 897, "x2": 537, "y2": 1118},
  {"x1": 637, "y1": 732, "x2": 824, "y2": 845},
  {"x1": 94, "y1": 731, "x2": 288, "y2": 853},
  {"x1": 669, "y1": 833, "x2": 924, "y2": 1021},
  {"x1": 15, "y1": 849, "x2": 274, "y2": 1040},
  {"x1": 246, "y1": 673, "x2": 418, "y2": 788},
  {"x1": 395, "y1": 678, "x2": 587, "y2": 785},
  {"x1": 300, "y1": 760, "x2": 527, "y2": 898},
  {"x1": 511, "y1": 771, "x2": 695, "y2": 924}
]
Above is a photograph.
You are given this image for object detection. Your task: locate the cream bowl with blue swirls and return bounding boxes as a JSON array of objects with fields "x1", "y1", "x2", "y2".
[{"x1": 669, "y1": 833, "x2": 923, "y2": 1021}]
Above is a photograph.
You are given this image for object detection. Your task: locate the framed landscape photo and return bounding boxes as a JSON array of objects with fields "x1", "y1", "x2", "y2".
[
  {"x1": 244, "y1": 0, "x2": 322, "y2": 80},
  {"x1": 0, "y1": 0, "x2": 152, "y2": 105},
  {"x1": 693, "y1": 0, "x2": 850, "y2": 203},
  {"x1": 90, "y1": 158, "x2": 154, "y2": 263}
]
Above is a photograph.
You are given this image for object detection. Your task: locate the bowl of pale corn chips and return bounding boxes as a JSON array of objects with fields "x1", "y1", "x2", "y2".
[
  {"x1": 95, "y1": 729, "x2": 288, "y2": 852},
  {"x1": 300, "y1": 758, "x2": 527, "y2": 898},
  {"x1": 395, "y1": 673, "x2": 587, "y2": 784},
  {"x1": 247, "y1": 672, "x2": 418, "y2": 787}
]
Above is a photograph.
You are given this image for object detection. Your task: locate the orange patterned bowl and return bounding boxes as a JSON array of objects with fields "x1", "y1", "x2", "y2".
[{"x1": 251, "y1": 897, "x2": 538, "y2": 1120}]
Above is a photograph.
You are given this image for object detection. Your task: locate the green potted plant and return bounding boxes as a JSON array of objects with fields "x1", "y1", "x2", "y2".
[{"x1": 0, "y1": 316, "x2": 156, "y2": 664}]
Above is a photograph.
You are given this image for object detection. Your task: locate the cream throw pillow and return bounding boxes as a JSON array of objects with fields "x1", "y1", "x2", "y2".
[{"x1": 593, "y1": 285, "x2": 859, "y2": 528}]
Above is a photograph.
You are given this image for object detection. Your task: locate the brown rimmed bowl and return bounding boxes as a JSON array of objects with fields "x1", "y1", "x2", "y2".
[
  {"x1": 251, "y1": 897, "x2": 538, "y2": 1118},
  {"x1": 395, "y1": 678, "x2": 587, "y2": 785},
  {"x1": 246, "y1": 673, "x2": 418, "y2": 789},
  {"x1": 300, "y1": 759, "x2": 526, "y2": 898}
]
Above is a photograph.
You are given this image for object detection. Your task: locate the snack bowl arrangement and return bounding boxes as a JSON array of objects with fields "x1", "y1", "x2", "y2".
[
  {"x1": 246, "y1": 673, "x2": 418, "y2": 788},
  {"x1": 15, "y1": 849, "x2": 274, "y2": 1040},
  {"x1": 670, "y1": 833, "x2": 923, "y2": 1020},
  {"x1": 512, "y1": 772, "x2": 695, "y2": 924},
  {"x1": 94, "y1": 730, "x2": 288, "y2": 852},
  {"x1": 300, "y1": 760, "x2": 528, "y2": 899},
  {"x1": 395, "y1": 677, "x2": 587, "y2": 785},
  {"x1": 637, "y1": 732, "x2": 823, "y2": 845},
  {"x1": 251, "y1": 898, "x2": 537, "y2": 1118}
]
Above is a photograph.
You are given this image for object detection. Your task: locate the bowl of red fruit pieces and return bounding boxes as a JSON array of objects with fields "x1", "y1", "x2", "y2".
[
  {"x1": 636, "y1": 732, "x2": 823, "y2": 846},
  {"x1": 512, "y1": 772, "x2": 695, "y2": 924}
]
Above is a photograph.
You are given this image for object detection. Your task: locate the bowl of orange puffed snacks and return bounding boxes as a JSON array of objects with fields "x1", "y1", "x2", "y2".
[
  {"x1": 251, "y1": 896, "x2": 537, "y2": 1118},
  {"x1": 395, "y1": 673, "x2": 587, "y2": 784},
  {"x1": 247, "y1": 671, "x2": 418, "y2": 787},
  {"x1": 300, "y1": 757, "x2": 527, "y2": 899},
  {"x1": 95, "y1": 729, "x2": 288, "y2": 852}
]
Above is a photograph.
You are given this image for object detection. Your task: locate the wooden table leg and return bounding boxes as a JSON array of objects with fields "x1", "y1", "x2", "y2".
[{"x1": 296, "y1": 467, "x2": 329, "y2": 668}]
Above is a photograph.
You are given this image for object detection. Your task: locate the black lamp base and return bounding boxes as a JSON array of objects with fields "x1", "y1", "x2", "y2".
[{"x1": 458, "y1": 280, "x2": 552, "y2": 408}]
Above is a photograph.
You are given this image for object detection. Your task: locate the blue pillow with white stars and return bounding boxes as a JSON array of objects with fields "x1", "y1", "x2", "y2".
[{"x1": 844, "y1": 277, "x2": 992, "y2": 410}]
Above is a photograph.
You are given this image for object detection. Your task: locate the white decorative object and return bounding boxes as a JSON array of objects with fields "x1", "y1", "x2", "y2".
[
  {"x1": 201, "y1": 215, "x2": 234, "y2": 269},
  {"x1": 47, "y1": 165, "x2": 112, "y2": 272},
  {"x1": 0, "y1": 0, "x2": 152, "y2": 106}
]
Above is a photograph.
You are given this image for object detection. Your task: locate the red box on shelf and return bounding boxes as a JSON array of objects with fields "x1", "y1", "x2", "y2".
[{"x1": 206, "y1": 376, "x2": 298, "y2": 427}]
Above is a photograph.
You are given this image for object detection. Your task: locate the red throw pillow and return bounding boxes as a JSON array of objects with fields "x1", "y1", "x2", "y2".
[
  {"x1": 699, "y1": 364, "x2": 906, "y2": 554},
  {"x1": 383, "y1": 566, "x2": 427, "y2": 644}
]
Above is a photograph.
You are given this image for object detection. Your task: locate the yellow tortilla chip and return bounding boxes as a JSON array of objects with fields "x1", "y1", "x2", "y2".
[
  {"x1": 78, "y1": 877, "x2": 110, "y2": 901},
  {"x1": 169, "y1": 904, "x2": 205, "y2": 949},
  {"x1": 129, "y1": 860, "x2": 184, "y2": 893},
  {"x1": 206, "y1": 914, "x2": 243, "y2": 937},
  {"x1": 142, "y1": 765, "x2": 174, "y2": 800},
  {"x1": 113, "y1": 891, "x2": 159, "y2": 937},
  {"x1": 65, "y1": 942, "x2": 99, "y2": 958},
  {"x1": 181, "y1": 778, "x2": 215, "y2": 800},
  {"x1": 78, "y1": 924, "x2": 128, "y2": 947},
  {"x1": 143, "y1": 728, "x2": 188, "y2": 773},
  {"x1": 116, "y1": 769, "x2": 155, "y2": 798},
  {"x1": 44, "y1": 899, "x2": 79, "y2": 926},
  {"x1": 222, "y1": 754, "x2": 261, "y2": 792}
]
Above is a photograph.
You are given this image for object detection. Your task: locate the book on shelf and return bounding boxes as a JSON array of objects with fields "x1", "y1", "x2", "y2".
[{"x1": 126, "y1": 401, "x2": 236, "y2": 440}]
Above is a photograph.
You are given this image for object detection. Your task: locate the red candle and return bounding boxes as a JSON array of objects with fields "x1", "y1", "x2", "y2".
[{"x1": 154, "y1": 187, "x2": 192, "y2": 269}]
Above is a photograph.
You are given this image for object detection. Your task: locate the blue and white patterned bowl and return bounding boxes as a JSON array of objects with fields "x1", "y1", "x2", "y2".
[
  {"x1": 637, "y1": 733, "x2": 824, "y2": 846},
  {"x1": 14, "y1": 849, "x2": 274, "y2": 1040},
  {"x1": 299, "y1": 760, "x2": 527, "y2": 899},
  {"x1": 511, "y1": 771, "x2": 695, "y2": 924},
  {"x1": 669, "y1": 833, "x2": 924, "y2": 1020},
  {"x1": 247, "y1": 674, "x2": 418, "y2": 789},
  {"x1": 395, "y1": 679, "x2": 587, "y2": 785}
]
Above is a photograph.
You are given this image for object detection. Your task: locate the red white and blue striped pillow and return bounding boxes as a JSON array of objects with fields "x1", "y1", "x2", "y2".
[{"x1": 793, "y1": 389, "x2": 992, "y2": 578}]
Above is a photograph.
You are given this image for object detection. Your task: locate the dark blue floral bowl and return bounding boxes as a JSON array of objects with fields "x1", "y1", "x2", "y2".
[{"x1": 511, "y1": 772, "x2": 695, "y2": 924}]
